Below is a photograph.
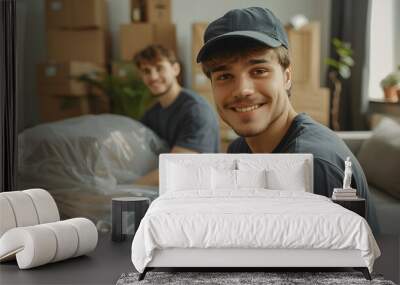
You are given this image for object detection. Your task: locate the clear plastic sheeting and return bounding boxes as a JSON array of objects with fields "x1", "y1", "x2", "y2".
[
  {"x1": 18, "y1": 114, "x2": 168, "y2": 194},
  {"x1": 50, "y1": 185, "x2": 158, "y2": 225}
]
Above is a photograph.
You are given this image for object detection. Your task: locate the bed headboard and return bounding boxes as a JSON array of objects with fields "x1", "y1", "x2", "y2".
[{"x1": 159, "y1": 153, "x2": 313, "y2": 195}]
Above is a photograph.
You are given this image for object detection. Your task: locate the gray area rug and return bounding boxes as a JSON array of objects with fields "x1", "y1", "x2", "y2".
[{"x1": 116, "y1": 271, "x2": 396, "y2": 285}]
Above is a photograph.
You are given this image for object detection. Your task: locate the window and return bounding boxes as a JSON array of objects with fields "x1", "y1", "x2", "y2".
[{"x1": 367, "y1": 0, "x2": 397, "y2": 100}]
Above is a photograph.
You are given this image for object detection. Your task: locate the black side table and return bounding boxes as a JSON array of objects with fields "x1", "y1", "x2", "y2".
[
  {"x1": 331, "y1": 197, "x2": 366, "y2": 218},
  {"x1": 112, "y1": 197, "x2": 150, "y2": 242}
]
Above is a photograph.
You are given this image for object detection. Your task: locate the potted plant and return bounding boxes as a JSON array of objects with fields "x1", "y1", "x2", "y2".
[
  {"x1": 325, "y1": 38, "x2": 354, "y2": 131},
  {"x1": 380, "y1": 66, "x2": 400, "y2": 103},
  {"x1": 76, "y1": 64, "x2": 153, "y2": 120}
]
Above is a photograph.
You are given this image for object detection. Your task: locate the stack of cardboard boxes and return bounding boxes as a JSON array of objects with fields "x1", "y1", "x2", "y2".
[
  {"x1": 119, "y1": 0, "x2": 176, "y2": 63},
  {"x1": 114, "y1": 0, "x2": 177, "y2": 95},
  {"x1": 286, "y1": 23, "x2": 330, "y2": 126},
  {"x1": 38, "y1": 0, "x2": 109, "y2": 122},
  {"x1": 191, "y1": 22, "x2": 236, "y2": 152}
]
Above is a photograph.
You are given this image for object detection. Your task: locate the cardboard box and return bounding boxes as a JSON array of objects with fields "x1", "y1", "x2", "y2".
[
  {"x1": 47, "y1": 29, "x2": 108, "y2": 65},
  {"x1": 130, "y1": 0, "x2": 144, "y2": 22},
  {"x1": 37, "y1": 61, "x2": 105, "y2": 96},
  {"x1": 120, "y1": 23, "x2": 177, "y2": 61},
  {"x1": 38, "y1": 95, "x2": 90, "y2": 122},
  {"x1": 129, "y1": 0, "x2": 170, "y2": 23},
  {"x1": 45, "y1": 0, "x2": 107, "y2": 29},
  {"x1": 191, "y1": 23, "x2": 211, "y2": 91},
  {"x1": 191, "y1": 23, "x2": 207, "y2": 63},
  {"x1": 286, "y1": 22, "x2": 321, "y2": 88},
  {"x1": 45, "y1": 0, "x2": 70, "y2": 28},
  {"x1": 89, "y1": 93, "x2": 110, "y2": 114},
  {"x1": 38, "y1": 92, "x2": 109, "y2": 122},
  {"x1": 290, "y1": 86, "x2": 330, "y2": 126},
  {"x1": 144, "y1": 0, "x2": 171, "y2": 23}
]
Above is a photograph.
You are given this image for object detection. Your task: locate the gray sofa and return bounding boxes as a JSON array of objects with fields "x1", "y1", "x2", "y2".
[
  {"x1": 338, "y1": 129, "x2": 400, "y2": 283},
  {"x1": 338, "y1": 131, "x2": 400, "y2": 235}
]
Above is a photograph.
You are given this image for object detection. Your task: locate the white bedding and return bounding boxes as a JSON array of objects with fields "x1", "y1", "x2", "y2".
[{"x1": 131, "y1": 190, "x2": 380, "y2": 273}]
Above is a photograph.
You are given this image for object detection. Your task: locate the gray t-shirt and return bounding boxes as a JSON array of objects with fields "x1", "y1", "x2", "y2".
[
  {"x1": 141, "y1": 89, "x2": 220, "y2": 153},
  {"x1": 227, "y1": 113, "x2": 368, "y2": 198}
]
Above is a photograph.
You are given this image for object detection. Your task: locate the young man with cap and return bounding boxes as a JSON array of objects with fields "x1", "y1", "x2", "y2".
[
  {"x1": 134, "y1": 44, "x2": 220, "y2": 186},
  {"x1": 197, "y1": 7, "x2": 368, "y2": 198}
]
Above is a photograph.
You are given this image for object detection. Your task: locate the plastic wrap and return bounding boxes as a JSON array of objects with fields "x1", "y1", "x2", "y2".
[{"x1": 18, "y1": 114, "x2": 168, "y2": 194}]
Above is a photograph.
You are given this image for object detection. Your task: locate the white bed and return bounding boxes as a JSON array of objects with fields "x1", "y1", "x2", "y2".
[{"x1": 131, "y1": 154, "x2": 380, "y2": 280}]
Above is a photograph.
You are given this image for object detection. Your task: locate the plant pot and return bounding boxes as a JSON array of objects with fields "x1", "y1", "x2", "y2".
[{"x1": 383, "y1": 86, "x2": 399, "y2": 103}]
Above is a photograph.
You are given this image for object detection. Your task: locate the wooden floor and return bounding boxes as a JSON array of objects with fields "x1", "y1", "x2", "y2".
[{"x1": 0, "y1": 233, "x2": 133, "y2": 285}]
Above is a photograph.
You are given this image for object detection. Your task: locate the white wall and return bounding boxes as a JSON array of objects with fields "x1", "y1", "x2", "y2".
[
  {"x1": 106, "y1": 0, "x2": 131, "y2": 60},
  {"x1": 17, "y1": 0, "x2": 331, "y2": 130},
  {"x1": 367, "y1": 0, "x2": 397, "y2": 100}
]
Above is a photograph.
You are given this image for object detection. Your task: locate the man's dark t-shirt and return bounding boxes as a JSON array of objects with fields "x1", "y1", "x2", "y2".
[
  {"x1": 228, "y1": 113, "x2": 368, "y2": 198},
  {"x1": 141, "y1": 89, "x2": 220, "y2": 153}
]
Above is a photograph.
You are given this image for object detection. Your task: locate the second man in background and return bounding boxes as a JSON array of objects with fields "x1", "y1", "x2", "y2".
[{"x1": 133, "y1": 44, "x2": 220, "y2": 186}]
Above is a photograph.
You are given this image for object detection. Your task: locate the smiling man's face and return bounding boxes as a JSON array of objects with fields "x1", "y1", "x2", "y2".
[
  {"x1": 209, "y1": 48, "x2": 292, "y2": 137},
  {"x1": 138, "y1": 58, "x2": 180, "y2": 97}
]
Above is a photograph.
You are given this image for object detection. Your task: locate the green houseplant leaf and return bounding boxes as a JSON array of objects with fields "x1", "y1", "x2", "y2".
[
  {"x1": 75, "y1": 65, "x2": 153, "y2": 120},
  {"x1": 325, "y1": 38, "x2": 355, "y2": 131}
]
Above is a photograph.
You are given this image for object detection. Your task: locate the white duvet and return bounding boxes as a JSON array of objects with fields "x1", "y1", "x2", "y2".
[{"x1": 131, "y1": 190, "x2": 380, "y2": 273}]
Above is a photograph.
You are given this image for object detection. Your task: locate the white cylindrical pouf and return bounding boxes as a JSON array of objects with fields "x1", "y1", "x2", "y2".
[
  {"x1": 1, "y1": 192, "x2": 39, "y2": 227},
  {"x1": 42, "y1": 221, "x2": 79, "y2": 262},
  {"x1": 23, "y1": 189, "x2": 60, "y2": 223},
  {"x1": 66, "y1": 218, "x2": 98, "y2": 257},
  {"x1": 0, "y1": 196, "x2": 17, "y2": 237},
  {"x1": 0, "y1": 226, "x2": 57, "y2": 269}
]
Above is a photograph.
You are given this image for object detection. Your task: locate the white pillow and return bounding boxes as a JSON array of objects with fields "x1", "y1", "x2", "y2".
[
  {"x1": 212, "y1": 169, "x2": 237, "y2": 190},
  {"x1": 238, "y1": 158, "x2": 308, "y2": 192},
  {"x1": 266, "y1": 163, "x2": 306, "y2": 191},
  {"x1": 236, "y1": 170, "x2": 267, "y2": 188},
  {"x1": 167, "y1": 163, "x2": 211, "y2": 191}
]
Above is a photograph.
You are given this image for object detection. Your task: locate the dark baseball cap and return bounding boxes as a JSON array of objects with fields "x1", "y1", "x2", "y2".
[{"x1": 196, "y1": 7, "x2": 289, "y2": 63}]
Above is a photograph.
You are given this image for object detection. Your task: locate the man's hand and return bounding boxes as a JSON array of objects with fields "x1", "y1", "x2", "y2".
[
  {"x1": 133, "y1": 146, "x2": 198, "y2": 186},
  {"x1": 170, "y1": 146, "x2": 198, "y2": 154},
  {"x1": 134, "y1": 169, "x2": 159, "y2": 186}
]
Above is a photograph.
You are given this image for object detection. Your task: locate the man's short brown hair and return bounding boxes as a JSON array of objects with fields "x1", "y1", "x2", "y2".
[
  {"x1": 133, "y1": 44, "x2": 177, "y2": 68},
  {"x1": 200, "y1": 39, "x2": 290, "y2": 79}
]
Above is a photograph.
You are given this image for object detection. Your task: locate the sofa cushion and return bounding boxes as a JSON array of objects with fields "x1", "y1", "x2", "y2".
[
  {"x1": 367, "y1": 185, "x2": 400, "y2": 235},
  {"x1": 358, "y1": 118, "x2": 400, "y2": 199}
]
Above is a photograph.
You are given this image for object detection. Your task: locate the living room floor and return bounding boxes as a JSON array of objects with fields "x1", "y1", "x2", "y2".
[
  {"x1": 0, "y1": 233, "x2": 133, "y2": 285},
  {"x1": 2, "y1": 233, "x2": 398, "y2": 284}
]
